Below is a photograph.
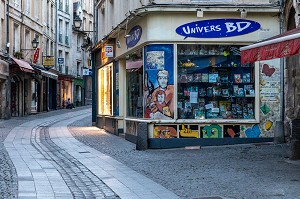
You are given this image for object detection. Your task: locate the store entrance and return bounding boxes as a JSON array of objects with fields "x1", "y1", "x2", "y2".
[{"x1": 11, "y1": 78, "x2": 20, "y2": 117}]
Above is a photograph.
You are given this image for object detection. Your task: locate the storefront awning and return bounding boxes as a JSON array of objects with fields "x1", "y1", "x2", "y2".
[
  {"x1": 41, "y1": 70, "x2": 58, "y2": 80},
  {"x1": 11, "y1": 58, "x2": 35, "y2": 73},
  {"x1": 126, "y1": 60, "x2": 143, "y2": 72},
  {"x1": 241, "y1": 26, "x2": 300, "y2": 64}
]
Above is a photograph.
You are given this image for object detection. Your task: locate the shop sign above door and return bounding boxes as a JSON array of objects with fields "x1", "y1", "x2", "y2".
[
  {"x1": 176, "y1": 19, "x2": 260, "y2": 39},
  {"x1": 126, "y1": 25, "x2": 142, "y2": 48}
]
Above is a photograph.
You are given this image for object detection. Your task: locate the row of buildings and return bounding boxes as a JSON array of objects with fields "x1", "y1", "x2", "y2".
[
  {"x1": 0, "y1": 0, "x2": 93, "y2": 119},
  {"x1": 92, "y1": 0, "x2": 300, "y2": 156}
]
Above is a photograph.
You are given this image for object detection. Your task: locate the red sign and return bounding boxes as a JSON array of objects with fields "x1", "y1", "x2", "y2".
[{"x1": 33, "y1": 48, "x2": 40, "y2": 64}]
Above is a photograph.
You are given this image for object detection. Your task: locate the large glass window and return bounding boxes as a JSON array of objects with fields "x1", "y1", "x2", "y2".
[
  {"x1": 126, "y1": 49, "x2": 143, "y2": 117},
  {"x1": 98, "y1": 64, "x2": 112, "y2": 115},
  {"x1": 177, "y1": 44, "x2": 255, "y2": 120}
]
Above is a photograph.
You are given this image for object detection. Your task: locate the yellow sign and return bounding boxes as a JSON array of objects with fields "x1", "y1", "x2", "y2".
[
  {"x1": 179, "y1": 124, "x2": 199, "y2": 138},
  {"x1": 43, "y1": 56, "x2": 55, "y2": 66}
]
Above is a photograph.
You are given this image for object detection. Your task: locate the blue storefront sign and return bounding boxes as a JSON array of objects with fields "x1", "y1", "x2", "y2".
[
  {"x1": 126, "y1": 25, "x2": 142, "y2": 48},
  {"x1": 176, "y1": 18, "x2": 261, "y2": 39}
]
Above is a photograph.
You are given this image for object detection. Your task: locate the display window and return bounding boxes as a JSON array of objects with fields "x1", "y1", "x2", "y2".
[
  {"x1": 98, "y1": 64, "x2": 112, "y2": 115},
  {"x1": 126, "y1": 49, "x2": 143, "y2": 118},
  {"x1": 177, "y1": 44, "x2": 255, "y2": 120}
]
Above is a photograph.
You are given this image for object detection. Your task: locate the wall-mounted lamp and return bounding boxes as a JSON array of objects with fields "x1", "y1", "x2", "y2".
[
  {"x1": 73, "y1": 15, "x2": 94, "y2": 34},
  {"x1": 240, "y1": 9, "x2": 247, "y2": 19},
  {"x1": 124, "y1": 19, "x2": 131, "y2": 38},
  {"x1": 197, "y1": 8, "x2": 203, "y2": 18},
  {"x1": 116, "y1": 27, "x2": 121, "y2": 48},
  {"x1": 116, "y1": 40, "x2": 121, "y2": 48},
  {"x1": 21, "y1": 38, "x2": 39, "y2": 51}
]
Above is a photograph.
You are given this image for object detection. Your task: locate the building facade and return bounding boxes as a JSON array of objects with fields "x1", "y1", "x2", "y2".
[
  {"x1": 93, "y1": 0, "x2": 283, "y2": 148},
  {"x1": 0, "y1": 0, "x2": 59, "y2": 119},
  {"x1": 0, "y1": 0, "x2": 94, "y2": 119}
]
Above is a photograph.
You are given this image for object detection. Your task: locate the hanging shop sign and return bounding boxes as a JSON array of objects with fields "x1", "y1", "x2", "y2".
[
  {"x1": 43, "y1": 56, "x2": 55, "y2": 66},
  {"x1": 104, "y1": 46, "x2": 113, "y2": 57},
  {"x1": 176, "y1": 19, "x2": 261, "y2": 39},
  {"x1": 33, "y1": 48, "x2": 40, "y2": 64},
  {"x1": 126, "y1": 25, "x2": 142, "y2": 48}
]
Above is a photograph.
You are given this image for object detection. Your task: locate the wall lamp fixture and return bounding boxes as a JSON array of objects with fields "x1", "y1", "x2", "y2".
[
  {"x1": 21, "y1": 38, "x2": 39, "y2": 51},
  {"x1": 240, "y1": 9, "x2": 247, "y2": 19},
  {"x1": 196, "y1": 8, "x2": 203, "y2": 18},
  {"x1": 73, "y1": 15, "x2": 94, "y2": 34}
]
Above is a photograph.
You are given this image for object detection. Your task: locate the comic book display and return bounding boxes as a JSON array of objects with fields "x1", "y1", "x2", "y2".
[{"x1": 177, "y1": 44, "x2": 255, "y2": 119}]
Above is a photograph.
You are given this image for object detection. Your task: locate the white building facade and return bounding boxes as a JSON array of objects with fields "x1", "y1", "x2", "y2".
[{"x1": 93, "y1": 0, "x2": 282, "y2": 148}]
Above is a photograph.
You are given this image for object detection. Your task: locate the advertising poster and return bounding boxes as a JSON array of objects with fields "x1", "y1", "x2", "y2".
[
  {"x1": 258, "y1": 59, "x2": 281, "y2": 137},
  {"x1": 143, "y1": 44, "x2": 174, "y2": 119}
]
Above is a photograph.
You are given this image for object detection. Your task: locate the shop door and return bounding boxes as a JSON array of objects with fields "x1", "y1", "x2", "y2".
[
  {"x1": 31, "y1": 80, "x2": 38, "y2": 113},
  {"x1": 43, "y1": 78, "x2": 47, "y2": 111},
  {"x1": 11, "y1": 81, "x2": 19, "y2": 117}
]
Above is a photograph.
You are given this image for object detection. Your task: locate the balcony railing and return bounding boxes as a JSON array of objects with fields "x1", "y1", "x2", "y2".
[
  {"x1": 59, "y1": 33, "x2": 63, "y2": 43},
  {"x1": 65, "y1": 36, "x2": 69, "y2": 45}
]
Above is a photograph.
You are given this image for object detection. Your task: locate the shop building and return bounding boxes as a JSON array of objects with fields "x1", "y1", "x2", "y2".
[{"x1": 93, "y1": 2, "x2": 282, "y2": 148}]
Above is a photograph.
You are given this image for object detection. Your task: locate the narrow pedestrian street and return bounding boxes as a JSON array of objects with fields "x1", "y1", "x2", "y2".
[
  {"x1": 1, "y1": 107, "x2": 178, "y2": 199},
  {"x1": 0, "y1": 106, "x2": 299, "y2": 199}
]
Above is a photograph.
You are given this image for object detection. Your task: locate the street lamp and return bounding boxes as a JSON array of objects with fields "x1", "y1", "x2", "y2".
[
  {"x1": 21, "y1": 38, "x2": 39, "y2": 51},
  {"x1": 73, "y1": 15, "x2": 94, "y2": 50},
  {"x1": 73, "y1": 15, "x2": 82, "y2": 30},
  {"x1": 31, "y1": 38, "x2": 39, "y2": 49}
]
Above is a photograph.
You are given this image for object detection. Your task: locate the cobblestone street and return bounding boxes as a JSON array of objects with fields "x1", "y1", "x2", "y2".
[{"x1": 0, "y1": 106, "x2": 299, "y2": 199}]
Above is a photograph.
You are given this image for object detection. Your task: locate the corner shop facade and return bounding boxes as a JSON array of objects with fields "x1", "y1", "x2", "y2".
[{"x1": 94, "y1": 9, "x2": 281, "y2": 148}]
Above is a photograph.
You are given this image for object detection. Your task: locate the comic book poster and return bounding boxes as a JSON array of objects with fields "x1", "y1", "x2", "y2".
[{"x1": 144, "y1": 44, "x2": 174, "y2": 119}]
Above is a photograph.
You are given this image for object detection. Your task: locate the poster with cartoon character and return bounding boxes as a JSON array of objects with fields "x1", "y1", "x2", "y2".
[
  {"x1": 258, "y1": 59, "x2": 281, "y2": 137},
  {"x1": 144, "y1": 44, "x2": 174, "y2": 119}
]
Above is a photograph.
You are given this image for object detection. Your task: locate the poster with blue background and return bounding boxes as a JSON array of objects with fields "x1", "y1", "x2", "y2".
[{"x1": 144, "y1": 44, "x2": 174, "y2": 119}]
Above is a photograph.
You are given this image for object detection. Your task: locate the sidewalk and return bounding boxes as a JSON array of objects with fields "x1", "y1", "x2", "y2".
[{"x1": 2, "y1": 108, "x2": 179, "y2": 199}]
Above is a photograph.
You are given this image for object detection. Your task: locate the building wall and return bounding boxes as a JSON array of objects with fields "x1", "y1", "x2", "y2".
[
  {"x1": 96, "y1": 0, "x2": 280, "y2": 42},
  {"x1": 282, "y1": 0, "x2": 300, "y2": 140}
]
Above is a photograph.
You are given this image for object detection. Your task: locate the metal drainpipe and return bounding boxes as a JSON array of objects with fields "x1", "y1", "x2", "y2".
[
  {"x1": 92, "y1": 0, "x2": 97, "y2": 124},
  {"x1": 5, "y1": 0, "x2": 10, "y2": 119},
  {"x1": 55, "y1": 0, "x2": 59, "y2": 108},
  {"x1": 6, "y1": 0, "x2": 9, "y2": 54}
]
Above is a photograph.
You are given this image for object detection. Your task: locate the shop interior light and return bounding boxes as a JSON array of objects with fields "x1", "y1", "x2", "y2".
[
  {"x1": 197, "y1": 8, "x2": 203, "y2": 18},
  {"x1": 240, "y1": 9, "x2": 247, "y2": 19}
]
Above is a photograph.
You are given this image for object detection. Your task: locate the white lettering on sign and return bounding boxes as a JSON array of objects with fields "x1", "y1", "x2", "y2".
[
  {"x1": 225, "y1": 22, "x2": 251, "y2": 33},
  {"x1": 182, "y1": 25, "x2": 221, "y2": 34},
  {"x1": 127, "y1": 29, "x2": 141, "y2": 44}
]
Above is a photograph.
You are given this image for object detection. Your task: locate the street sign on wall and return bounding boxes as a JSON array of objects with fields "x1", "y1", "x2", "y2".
[
  {"x1": 82, "y1": 68, "x2": 92, "y2": 76},
  {"x1": 58, "y1": 57, "x2": 64, "y2": 64}
]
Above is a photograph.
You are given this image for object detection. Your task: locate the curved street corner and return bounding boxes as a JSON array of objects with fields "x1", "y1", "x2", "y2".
[{"x1": 0, "y1": 106, "x2": 299, "y2": 199}]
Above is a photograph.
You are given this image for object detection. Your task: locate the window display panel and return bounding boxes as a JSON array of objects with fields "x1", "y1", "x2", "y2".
[
  {"x1": 126, "y1": 50, "x2": 143, "y2": 117},
  {"x1": 98, "y1": 65, "x2": 112, "y2": 115},
  {"x1": 177, "y1": 44, "x2": 255, "y2": 120},
  {"x1": 143, "y1": 44, "x2": 174, "y2": 119}
]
